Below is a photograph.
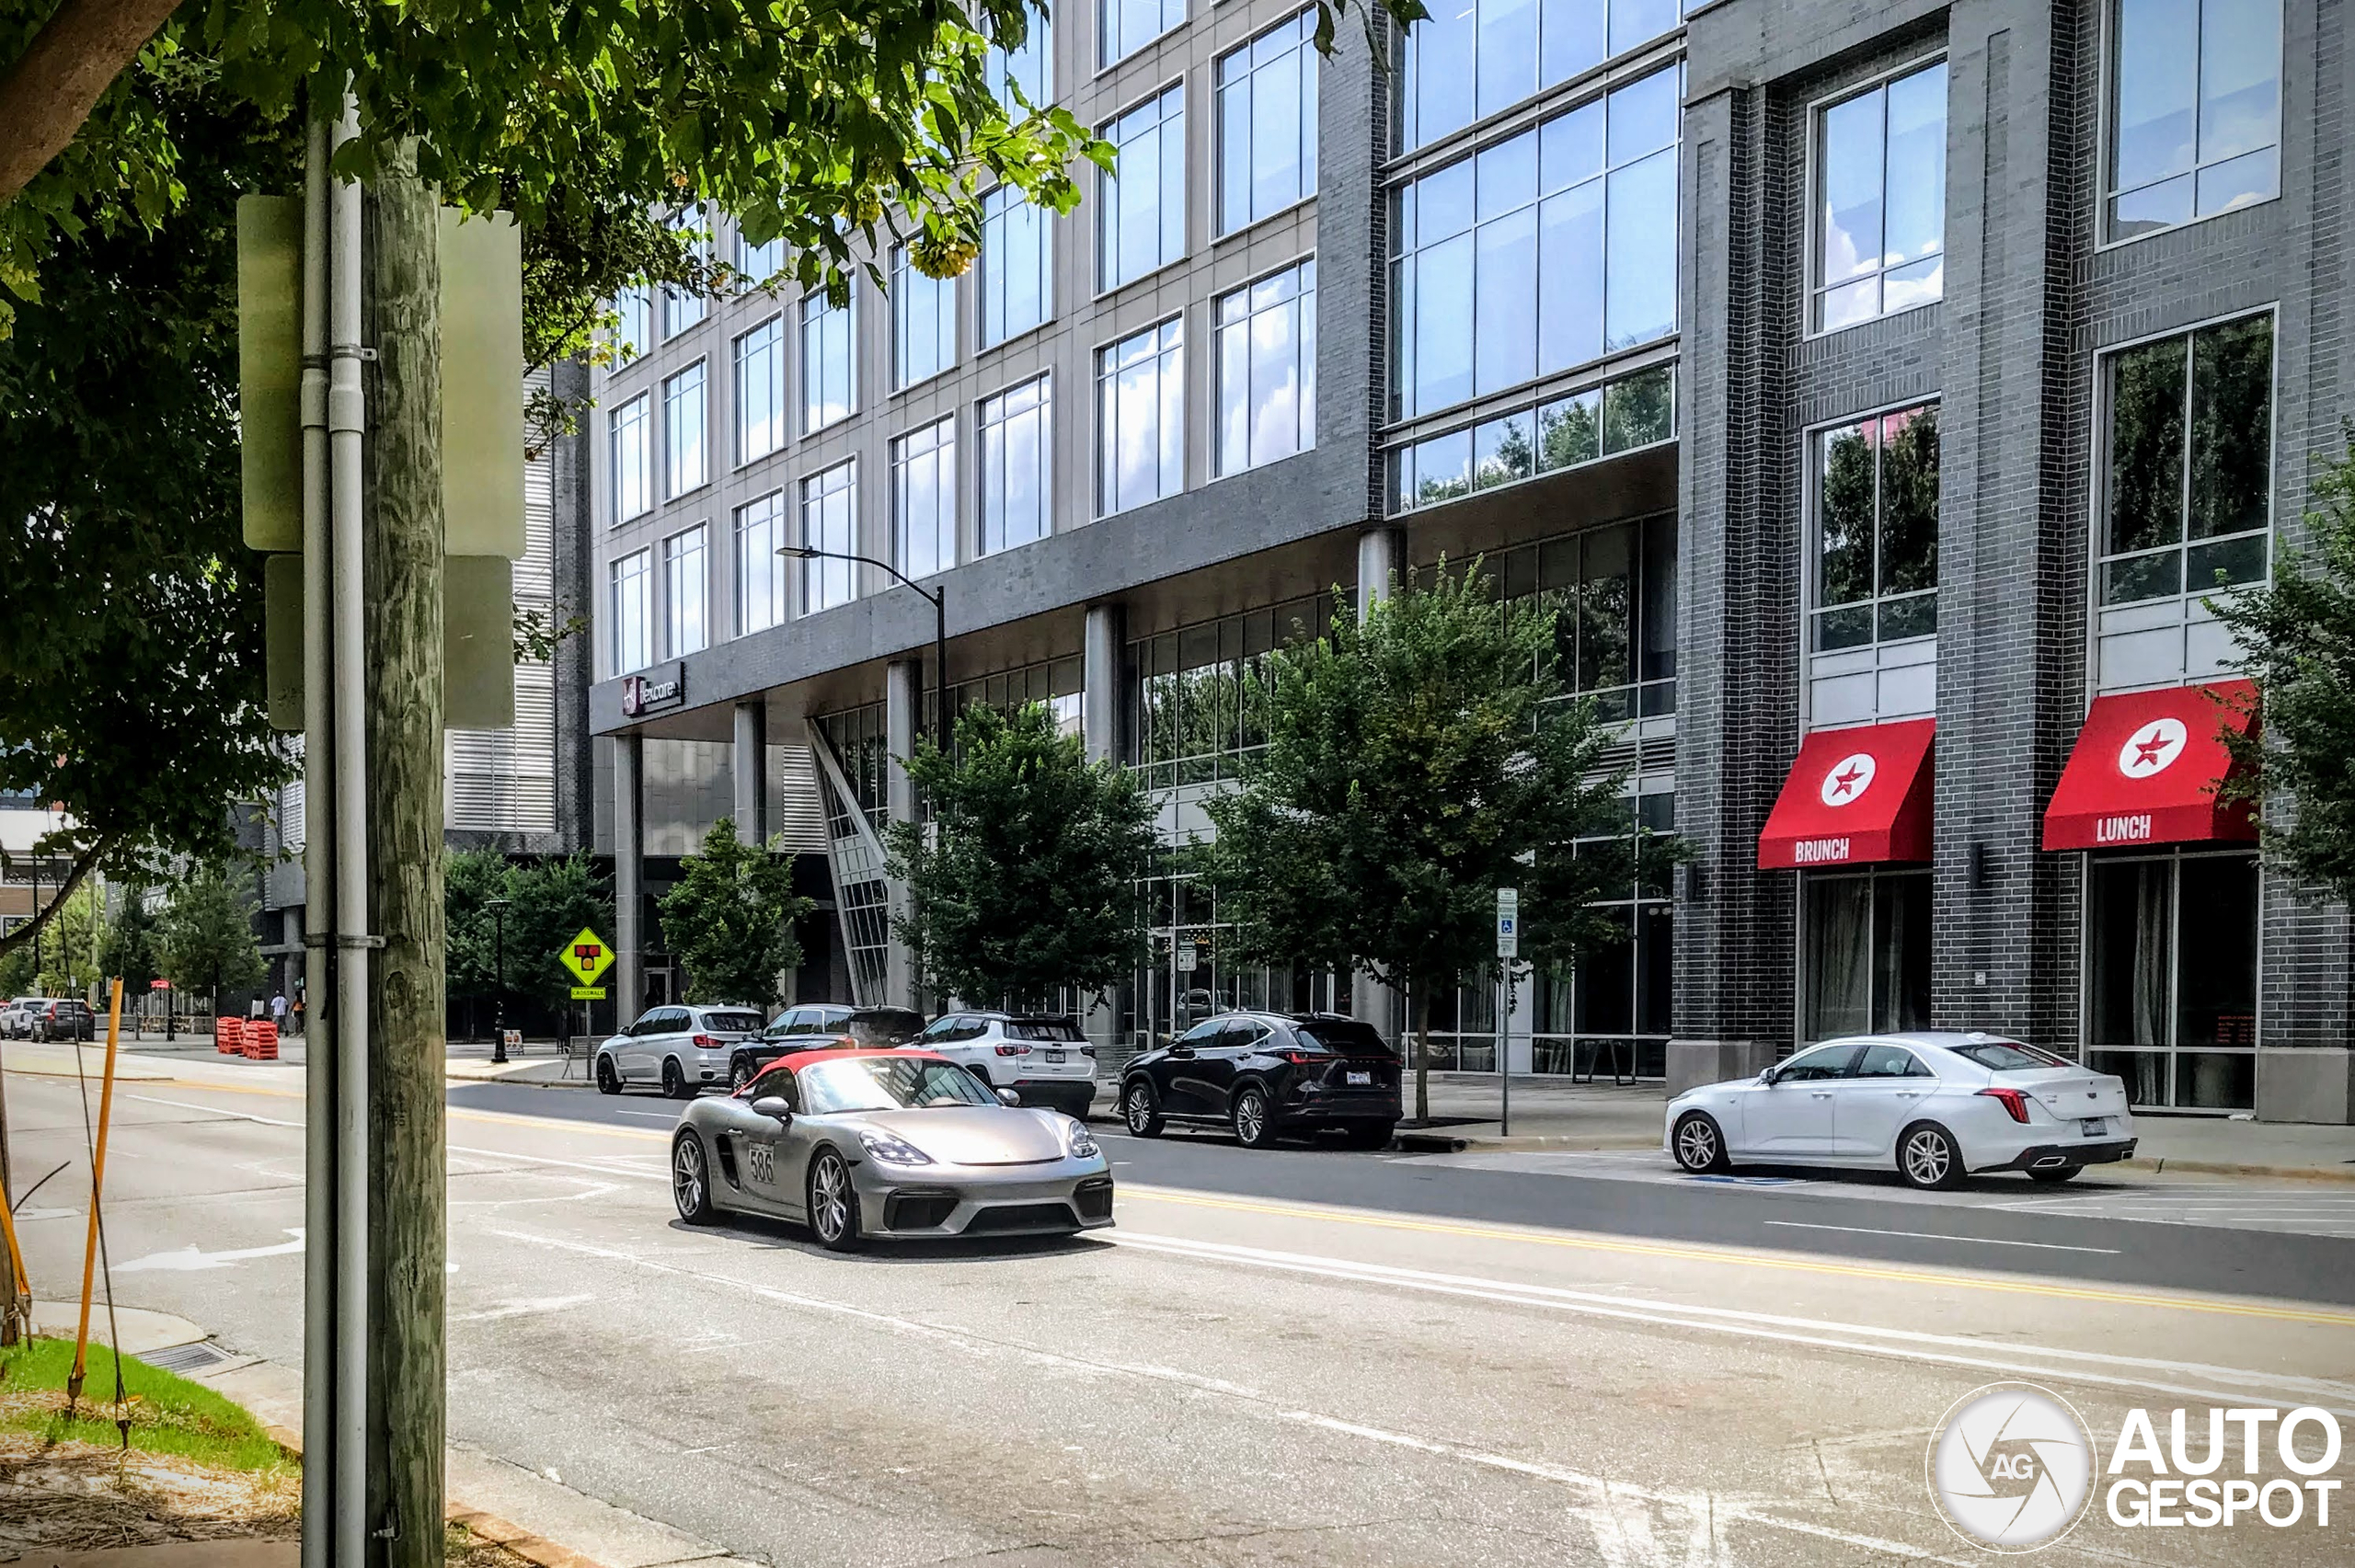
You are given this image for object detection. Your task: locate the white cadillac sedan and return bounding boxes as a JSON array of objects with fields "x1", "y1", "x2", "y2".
[{"x1": 1665, "y1": 1033, "x2": 2137, "y2": 1189}]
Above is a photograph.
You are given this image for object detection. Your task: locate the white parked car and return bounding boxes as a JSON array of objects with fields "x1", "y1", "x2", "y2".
[
  {"x1": 912, "y1": 1012, "x2": 1098, "y2": 1118},
  {"x1": 0, "y1": 998, "x2": 44, "y2": 1039},
  {"x1": 1665, "y1": 1032, "x2": 2137, "y2": 1189},
  {"x1": 593, "y1": 1004, "x2": 769, "y2": 1099}
]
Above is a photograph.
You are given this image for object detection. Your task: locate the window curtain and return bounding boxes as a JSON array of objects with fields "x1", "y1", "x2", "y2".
[{"x1": 1805, "y1": 876, "x2": 1873, "y2": 1039}]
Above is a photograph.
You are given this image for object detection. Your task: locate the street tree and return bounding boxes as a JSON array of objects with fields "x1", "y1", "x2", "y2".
[
  {"x1": 1201, "y1": 562, "x2": 1660, "y2": 1121},
  {"x1": 100, "y1": 882, "x2": 162, "y2": 991},
  {"x1": 657, "y1": 817, "x2": 810, "y2": 1010},
  {"x1": 33, "y1": 882, "x2": 103, "y2": 995},
  {"x1": 888, "y1": 702, "x2": 1157, "y2": 1012},
  {"x1": 2211, "y1": 434, "x2": 2355, "y2": 901},
  {"x1": 158, "y1": 860, "x2": 265, "y2": 1021},
  {"x1": 443, "y1": 848, "x2": 509, "y2": 1026},
  {"x1": 505, "y1": 853, "x2": 615, "y2": 1014}
]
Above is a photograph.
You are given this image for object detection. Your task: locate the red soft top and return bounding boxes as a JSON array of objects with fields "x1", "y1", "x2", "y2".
[{"x1": 737, "y1": 1047, "x2": 946, "y2": 1097}]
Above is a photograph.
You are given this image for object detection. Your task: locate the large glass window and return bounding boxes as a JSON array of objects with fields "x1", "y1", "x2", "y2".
[
  {"x1": 1813, "y1": 402, "x2": 1939, "y2": 649},
  {"x1": 734, "y1": 491, "x2": 787, "y2": 635},
  {"x1": 2101, "y1": 314, "x2": 2272, "y2": 606},
  {"x1": 734, "y1": 317, "x2": 785, "y2": 464},
  {"x1": 1100, "y1": 86, "x2": 1187, "y2": 292},
  {"x1": 1216, "y1": 259, "x2": 1316, "y2": 475},
  {"x1": 2107, "y1": 0, "x2": 2281, "y2": 240},
  {"x1": 979, "y1": 374, "x2": 1051, "y2": 555},
  {"x1": 662, "y1": 361, "x2": 707, "y2": 498},
  {"x1": 614, "y1": 286, "x2": 651, "y2": 362},
  {"x1": 1398, "y1": 0, "x2": 1681, "y2": 153},
  {"x1": 979, "y1": 187, "x2": 1052, "y2": 349},
  {"x1": 1391, "y1": 65, "x2": 1679, "y2": 420},
  {"x1": 801, "y1": 289, "x2": 856, "y2": 432},
  {"x1": 661, "y1": 525, "x2": 707, "y2": 657},
  {"x1": 893, "y1": 246, "x2": 958, "y2": 389},
  {"x1": 987, "y1": 16, "x2": 1051, "y2": 109},
  {"x1": 661, "y1": 205, "x2": 708, "y2": 338},
  {"x1": 610, "y1": 393, "x2": 651, "y2": 522},
  {"x1": 1482, "y1": 512, "x2": 1677, "y2": 721},
  {"x1": 2086, "y1": 851, "x2": 2257, "y2": 1108},
  {"x1": 1102, "y1": 0, "x2": 1185, "y2": 68},
  {"x1": 1098, "y1": 318, "x2": 1184, "y2": 515},
  {"x1": 736, "y1": 229, "x2": 783, "y2": 287},
  {"x1": 1218, "y1": 12, "x2": 1318, "y2": 235},
  {"x1": 1803, "y1": 870, "x2": 1930, "y2": 1042},
  {"x1": 798, "y1": 461, "x2": 857, "y2": 613},
  {"x1": 610, "y1": 548, "x2": 652, "y2": 673},
  {"x1": 1130, "y1": 594, "x2": 1333, "y2": 787},
  {"x1": 893, "y1": 418, "x2": 957, "y2": 579},
  {"x1": 1813, "y1": 60, "x2": 1947, "y2": 333},
  {"x1": 1389, "y1": 361, "x2": 1674, "y2": 511}
]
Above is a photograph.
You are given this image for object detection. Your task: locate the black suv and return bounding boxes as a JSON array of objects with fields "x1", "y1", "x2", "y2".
[
  {"x1": 30, "y1": 998, "x2": 95, "y2": 1042},
  {"x1": 1120, "y1": 1012, "x2": 1401, "y2": 1150},
  {"x1": 735, "y1": 1003, "x2": 924, "y2": 1089}
]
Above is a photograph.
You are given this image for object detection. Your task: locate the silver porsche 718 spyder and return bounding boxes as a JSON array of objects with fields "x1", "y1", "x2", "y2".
[{"x1": 669, "y1": 1047, "x2": 1115, "y2": 1249}]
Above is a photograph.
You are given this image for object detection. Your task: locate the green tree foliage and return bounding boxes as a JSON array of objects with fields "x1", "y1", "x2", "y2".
[
  {"x1": 657, "y1": 817, "x2": 810, "y2": 1009},
  {"x1": 0, "y1": 76, "x2": 297, "y2": 967},
  {"x1": 443, "y1": 850, "x2": 615, "y2": 1017},
  {"x1": 101, "y1": 884, "x2": 163, "y2": 990},
  {"x1": 33, "y1": 883, "x2": 103, "y2": 994},
  {"x1": 889, "y1": 702, "x2": 1157, "y2": 1012},
  {"x1": 1201, "y1": 562, "x2": 1664, "y2": 1119},
  {"x1": 2211, "y1": 434, "x2": 2355, "y2": 900},
  {"x1": 158, "y1": 860, "x2": 265, "y2": 1014}
]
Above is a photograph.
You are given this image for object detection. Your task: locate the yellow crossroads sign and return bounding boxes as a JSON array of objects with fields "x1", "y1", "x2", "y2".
[{"x1": 560, "y1": 927, "x2": 615, "y2": 986}]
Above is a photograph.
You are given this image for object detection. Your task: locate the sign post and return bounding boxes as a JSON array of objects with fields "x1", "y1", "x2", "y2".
[{"x1": 1495, "y1": 888, "x2": 1518, "y2": 1138}]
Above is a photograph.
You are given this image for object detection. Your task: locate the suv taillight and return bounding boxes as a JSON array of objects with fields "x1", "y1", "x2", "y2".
[
  {"x1": 995, "y1": 1044, "x2": 1025, "y2": 1057},
  {"x1": 1977, "y1": 1086, "x2": 2031, "y2": 1124},
  {"x1": 693, "y1": 1033, "x2": 718, "y2": 1049}
]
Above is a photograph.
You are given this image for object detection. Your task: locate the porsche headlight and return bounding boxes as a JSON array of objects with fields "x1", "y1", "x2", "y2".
[
  {"x1": 1065, "y1": 1120, "x2": 1101, "y2": 1160},
  {"x1": 857, "y1": 1129, "x2": 933, "y2": 1166}
]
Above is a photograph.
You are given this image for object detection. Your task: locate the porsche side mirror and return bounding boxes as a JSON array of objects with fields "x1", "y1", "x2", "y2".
[
  {"x1": 995, "y1": 1087, "x2": 1022, "y2": 1107},
  {"x1": 750, "y1": 1095, "x2": 792, "y2": 1123}
]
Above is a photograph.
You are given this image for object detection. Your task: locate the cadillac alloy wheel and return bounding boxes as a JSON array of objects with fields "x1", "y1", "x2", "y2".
[{"x1": 1672, "y1": 1112, "x2": 1731, "y2": 1173}]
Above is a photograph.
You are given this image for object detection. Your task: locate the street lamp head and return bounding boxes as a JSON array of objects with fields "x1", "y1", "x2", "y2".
[
  {"x1": 485, "y1": 897, "x2": 511, "y2": 910},
  {"x1": 775, "y1": 544, "x2": 819, "y2": 560}
]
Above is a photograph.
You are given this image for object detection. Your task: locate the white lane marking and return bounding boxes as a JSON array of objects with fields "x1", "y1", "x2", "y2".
[
  {"x1": 122, "y1": 1092, "x2": 672, "y2": 1184},
  {"x1": 1103, "y1": 1231, "x2": 2355, "y2": 1413},
  {"x1": 489, "y1": 1224, "x2": 1973, "y2": 1567},
  {"x1": 453, "y1": 1294, "x2": 597, "y2": 1323},
  {"x1": 1759, "y1": 1220, "x2": 2120, "y2": 1254},
  {"x1": 117, "y1": 1228, "x2": 305, "y2": 1274}
]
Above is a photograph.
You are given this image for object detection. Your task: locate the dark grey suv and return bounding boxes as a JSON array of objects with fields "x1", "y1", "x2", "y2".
[{"x1": 1119, "y1": 1013, "x2": 1401, "y2": 1150}]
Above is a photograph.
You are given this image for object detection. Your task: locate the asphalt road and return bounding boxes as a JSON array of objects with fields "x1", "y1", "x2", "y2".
[{"x1": 8, "y1": 1059, "x2": 2354, "y2": 1567}]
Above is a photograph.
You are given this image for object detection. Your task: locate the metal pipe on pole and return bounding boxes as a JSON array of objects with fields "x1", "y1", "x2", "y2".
[
  {"x1": 327, "y1": 92, "x2": 371, "y2": 1568},
  {"x1": 297, "y1": 104, "x2": 335, "y2": 1568}
]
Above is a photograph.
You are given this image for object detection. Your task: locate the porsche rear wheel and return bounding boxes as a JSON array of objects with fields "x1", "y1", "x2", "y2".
[{"x1": 672, "y1": 1133, "x2": 716, "y2": 1224}]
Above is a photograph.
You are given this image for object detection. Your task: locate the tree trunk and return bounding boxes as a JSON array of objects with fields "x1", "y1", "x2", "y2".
[
  {"x1": 1411, "y1": 982, "x2": 1430, "y2": 1124},
  {"x1": 362, "y1": 146, "x2": 447, "y2": 1568}
]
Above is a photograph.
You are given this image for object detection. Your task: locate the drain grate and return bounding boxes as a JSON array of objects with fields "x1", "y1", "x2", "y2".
[{"x1": 140, "y1": 1339, "x2": 237, "y2": 1374}]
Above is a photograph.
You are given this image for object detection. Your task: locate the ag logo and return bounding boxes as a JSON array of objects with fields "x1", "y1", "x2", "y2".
[
  {"x1": 1819, "y1": 752, "x2": 1877, "y2": 807},
  {"x1": 1926, "y1": 1382, "x2": 2094, "y2": 1551},
  {"x1": 2116, "y1": 716, "x2": 2187, "y2": 779}
]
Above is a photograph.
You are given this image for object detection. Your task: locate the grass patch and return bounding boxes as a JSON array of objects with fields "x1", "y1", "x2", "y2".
[{"x1": 0, "y1": 1337, "x2": 291, "y2": 1473}]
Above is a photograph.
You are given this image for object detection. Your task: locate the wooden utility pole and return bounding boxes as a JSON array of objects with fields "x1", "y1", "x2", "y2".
[{"x1": 361, "y1": 143, "x2": 447, "y2": 1568}]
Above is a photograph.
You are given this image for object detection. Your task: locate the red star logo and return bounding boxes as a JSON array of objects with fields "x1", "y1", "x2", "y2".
[
  {"x1": 2131, "y1": 729, "x2": 2170, "y2": 767},
  {"x1": 1829, "y1": 763, "x2": 1866, "y2": 798}
]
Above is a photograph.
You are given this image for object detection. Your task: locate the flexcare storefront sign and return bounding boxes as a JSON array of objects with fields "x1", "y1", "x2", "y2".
[{"x1": 620, "y1": 661, "x2": 685, "y2": 718}]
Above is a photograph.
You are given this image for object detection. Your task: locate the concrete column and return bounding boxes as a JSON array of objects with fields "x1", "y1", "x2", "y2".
[
  {"x1": 615, "y1": 731, "x2": 643, "y2": 1030},
  {"x1": 884, "y1": 659, "x2": 921, "y2": 1008},
  {"x1": 732, "y1": 700, "x2": 768, "y2": 845},
  {"x1": 1356, "y1": 526, "x2": 1406, "y2": 618},
  {"x1": 1352, "y1": 528, "x2": 1408, "y2": 1034},
  {"x1": 1083, "y1": 602, "x2": 1125, "y2": 765}
]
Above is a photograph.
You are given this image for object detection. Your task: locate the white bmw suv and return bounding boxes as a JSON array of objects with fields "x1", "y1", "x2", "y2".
[
  {"x1": 913, "y1": 1012, "x2": 1098, "y2": 1118},
  {"x1": 1665, "y1": 1032, "x2": 2137, "y2": 1188},
  {"x1": 594, "y1": 1004, "x2": 768, "y2": 1099}
]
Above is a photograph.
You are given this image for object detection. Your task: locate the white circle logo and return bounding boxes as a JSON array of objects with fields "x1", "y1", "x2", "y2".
[
  {"x1": 2116, "y1": 716, "x2": 2187, "y2": 779},
  {"x1": 1925, "y1": 1383, "x2": 2094, "y2": 1552},
  {"x1": 1820, "y1": 752, "x2": 1877, "y2": 807}
]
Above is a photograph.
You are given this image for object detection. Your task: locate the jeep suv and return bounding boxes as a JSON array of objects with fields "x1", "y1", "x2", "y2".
[{"x1": 914, "y1": 1013, "x2": 1097, "y2": 1118}]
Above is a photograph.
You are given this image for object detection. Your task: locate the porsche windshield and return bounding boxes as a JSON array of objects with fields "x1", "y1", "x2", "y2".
[{"x1": 799, "y1": 1056, "x2": 999, "y2": 1114}]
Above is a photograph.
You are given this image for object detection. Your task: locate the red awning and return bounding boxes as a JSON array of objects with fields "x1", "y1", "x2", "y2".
[
  {"x1": 2042, "y1": 680, "x2": 2257, "y2": 852},
  {"x1": 1757, "y1": 718, "x2": 1936, "y2": 871}
]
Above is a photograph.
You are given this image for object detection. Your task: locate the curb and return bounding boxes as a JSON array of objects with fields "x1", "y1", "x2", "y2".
[
  {"x1": 2120, "y1": 1154, "x2": 2355, "y2": 1185},
  {"x1": 235, "y1": 1416, "x2": 611, "y2": 1568},
  {"x1": 1387, "y1": 1133, "x2": 2355, "y2": 1182}
]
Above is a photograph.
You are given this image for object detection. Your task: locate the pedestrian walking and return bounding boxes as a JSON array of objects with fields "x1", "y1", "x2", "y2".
[{"x1": 271, "y1": 990, "x2": 288, "y2": 1030}]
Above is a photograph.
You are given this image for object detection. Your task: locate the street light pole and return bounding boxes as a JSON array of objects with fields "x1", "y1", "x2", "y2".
[
  {"x1": 778, "y1": 544, "x2": 949, "y2": 755},
  {"x1": 487, "y1": 897, "x2": 511, "y2": 1063}
]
